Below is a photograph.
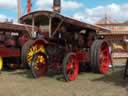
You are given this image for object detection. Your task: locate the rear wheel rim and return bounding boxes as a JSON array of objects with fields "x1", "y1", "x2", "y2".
[
  {"x1": 66, "y1": 55, "x2": 78, "y2": 81},
  {"x1": 31, "y1": 53, "x2": 47, "y2": 78},
  {"x1": 99, "y1": 42, "x2": 110, "y2": 74}
]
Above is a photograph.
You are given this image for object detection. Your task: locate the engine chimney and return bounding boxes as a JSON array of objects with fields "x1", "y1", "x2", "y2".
[{"x1": 53, "y1": 0, "x2": 61, "y2": 13}]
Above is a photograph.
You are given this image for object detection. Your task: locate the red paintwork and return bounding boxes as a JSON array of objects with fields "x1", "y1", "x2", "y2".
[
  {"x1": 0, "y1": 47, "x2": 20, "y2": 57},
  {"x1": 76, "y1": 50, "x2": 90, "y2": 63},
  {"x1": 50, "y1": 57, "x2": 61, "y2": 71},
  {"x1": 18, "y1": 36, "x2": 29, "y2": 47},
  {"x1": 4, "y1": 39, "x2": 16, "y2": 47}
]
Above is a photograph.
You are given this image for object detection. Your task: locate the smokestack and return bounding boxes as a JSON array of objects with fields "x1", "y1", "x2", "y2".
[
  {"x1": 17, "y1": 0, "x2": 22, "y2": 22},
  {"x1": 53, "y1": 0, "x2": 61, "y2": 13},
  {"x1": 27, "y1": 0, "x2": 32, "y2": 13}
]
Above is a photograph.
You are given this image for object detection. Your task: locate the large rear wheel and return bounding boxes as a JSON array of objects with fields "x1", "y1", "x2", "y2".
[
  {"x1": 22, "y1": 39, "x2": 46, "y2": 68},
  {"x1": 63, "y1": 53, "x2": 79, "y2": 81},
  {"x1": 21, "y1": 40, "x2": 34, "y2": 68},
  {"x1": 91, "y1": 40, "x2": 111, "y2": 74}
]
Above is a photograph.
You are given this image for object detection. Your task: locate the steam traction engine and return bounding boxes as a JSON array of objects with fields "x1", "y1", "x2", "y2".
[
  {"x1": 0, "y1": 22, "x2": 32, "y2": 70},
  {"x1": 20, "y1": 11, "x2": 111, "y2": 81}
]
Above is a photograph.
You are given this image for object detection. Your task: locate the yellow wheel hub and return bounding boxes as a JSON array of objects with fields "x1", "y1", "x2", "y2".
[
  {"x1": 0, "y1": 57, "x2": 3, "y2": 71},
  {"x1": 27, "y1": 44, "x2": 45, "y2": 65},
  {"x1": 36, "y1": 55, "x2": 45, "y2": 64},
  {"x1": 33, "y1": 55, "x2": 46, "y2": 71}
]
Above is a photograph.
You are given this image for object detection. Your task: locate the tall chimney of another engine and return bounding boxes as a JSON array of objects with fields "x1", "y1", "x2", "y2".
[
  {"x1": 17, "y1": 0, "x2": 21, "y2": 22},
  {"x1": 27, "y1": 0, "x2": 32, "y2": 13},
  {"x1": 53, "y1": 0, "x2": 61, "y2": 13}
]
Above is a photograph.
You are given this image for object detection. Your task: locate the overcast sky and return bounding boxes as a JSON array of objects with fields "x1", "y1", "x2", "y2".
[{"x1": 0, "y1": 0, "x2": 128, "y2": 24}]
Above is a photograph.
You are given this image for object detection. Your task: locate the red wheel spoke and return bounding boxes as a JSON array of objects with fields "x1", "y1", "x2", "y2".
[
  {"x1": 99, "y1": 42, "x2": 110, "y2": 74},
  {"x1": 66, "y1": 63, "x2": 72, "y2": 70}
]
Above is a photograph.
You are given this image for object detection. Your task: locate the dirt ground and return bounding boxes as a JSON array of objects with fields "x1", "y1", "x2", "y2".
[{"x1": 0, "y1": 59, "x2": 128, "y2": 96}]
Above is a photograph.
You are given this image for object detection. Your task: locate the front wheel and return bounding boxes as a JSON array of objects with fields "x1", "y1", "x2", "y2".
[
  {"x1": 31, "y1": 52, "x2": 48, "y2": 78},
  {"x1": 63, "y1": 53, "x2": 79, "y2": 81}
]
